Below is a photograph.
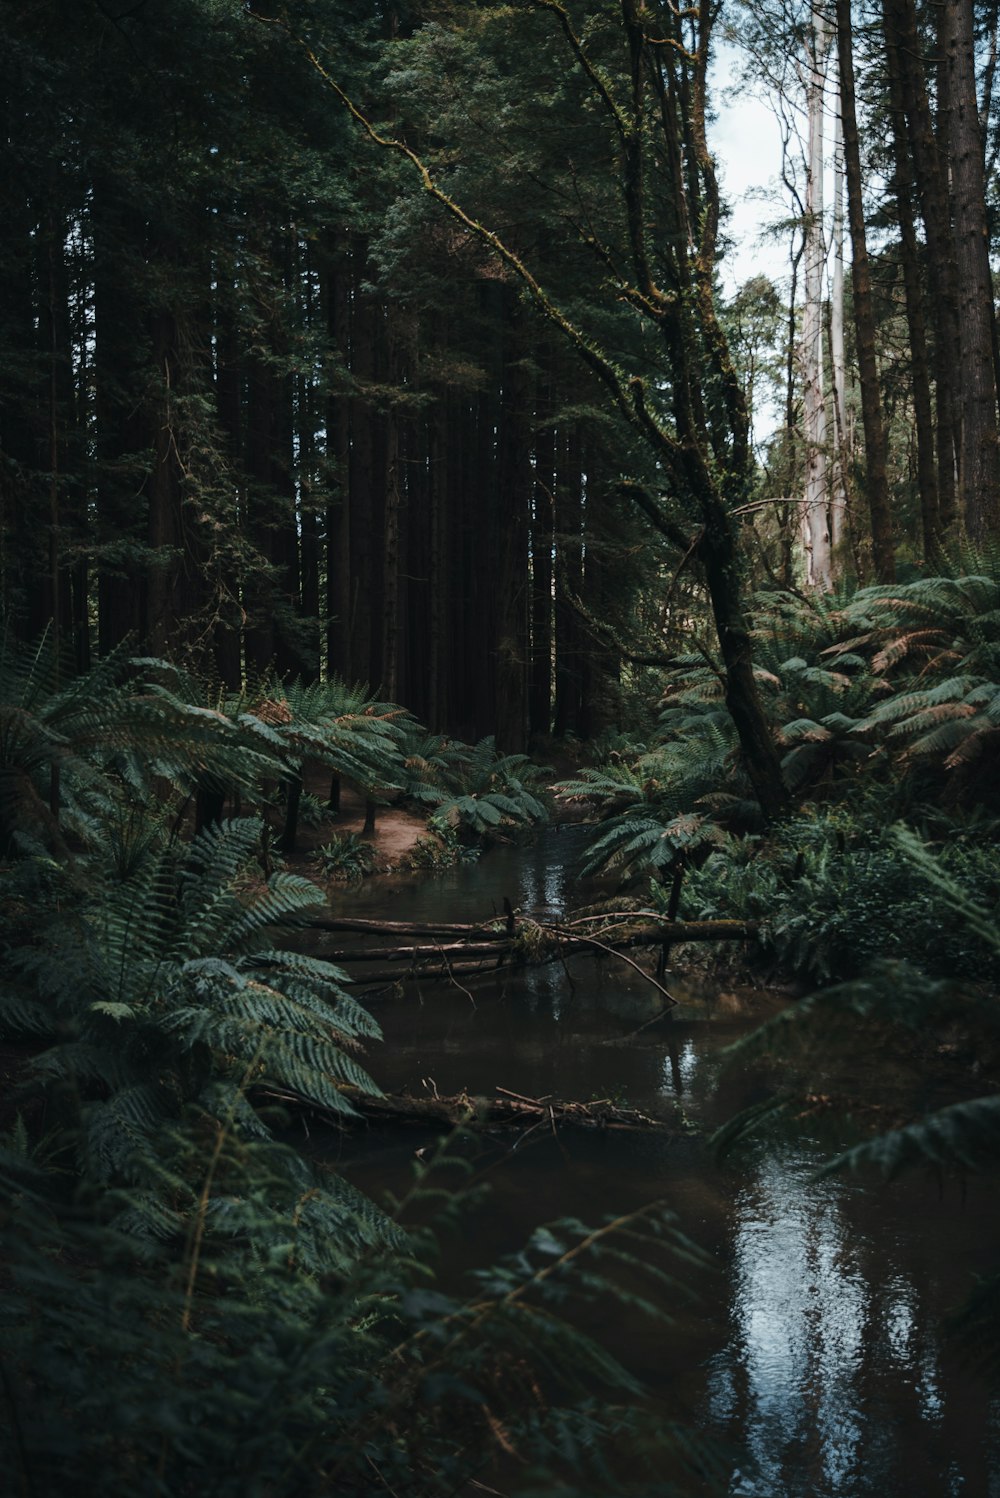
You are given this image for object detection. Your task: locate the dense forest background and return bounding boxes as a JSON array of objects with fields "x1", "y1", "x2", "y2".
[
  {"x1": 9, "y1": 0, "x2": 1000, "y2": 747},
  {"x1": 6, "y1": 1, "x2": 1000, "y2": 1493}
]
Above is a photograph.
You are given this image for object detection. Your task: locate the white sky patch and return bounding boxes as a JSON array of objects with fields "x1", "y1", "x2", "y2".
[{"x1": 711, "y1": 44, "x2": 792, "y2": 297}]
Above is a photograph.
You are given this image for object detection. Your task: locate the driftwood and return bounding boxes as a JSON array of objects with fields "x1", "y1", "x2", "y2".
[
  {"x1": 336, "y1": 1084, "x2": 674, "y2": 1134},
  {"x1": 308, "y1": 911, "x2": 759, "y2": 991}
]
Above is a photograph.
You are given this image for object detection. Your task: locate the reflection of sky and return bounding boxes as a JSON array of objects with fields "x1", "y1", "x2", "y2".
[{"x1": 706, "y1": 1155, "x2": 963, "y2": 1496}]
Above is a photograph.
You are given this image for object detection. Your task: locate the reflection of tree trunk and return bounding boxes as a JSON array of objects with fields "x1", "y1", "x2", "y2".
[
  {"x1": 943, "y1": 0, "x2": 1000, "y2": 538},
  {"x1": 836, "y1": 0, "x2": 894, "y2": 581}
]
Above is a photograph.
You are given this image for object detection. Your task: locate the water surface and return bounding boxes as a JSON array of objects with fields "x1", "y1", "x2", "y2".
[{"x1": 313, "y1": 828, "x2": 1000, "y2": 1495}]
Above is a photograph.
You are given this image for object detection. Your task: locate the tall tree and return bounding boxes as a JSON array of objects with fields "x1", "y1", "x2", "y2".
[
  {"x1": 801, "y1": 3, "x2": 833, "y2": 587},
  {"x1": 835, "y1": 0, "x2": 894, "y2": 580},
  {"x1": 943, "y1": 0, "x2": 1000, "y2": 537},
  {"x1": 260, "y1": 0, "x2": 790, "y2": 816}
]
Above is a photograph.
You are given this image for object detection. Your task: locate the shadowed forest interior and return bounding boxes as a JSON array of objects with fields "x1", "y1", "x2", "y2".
[{"x1": 5, "y1": 2, "x2": 1000, "y2": 1494}]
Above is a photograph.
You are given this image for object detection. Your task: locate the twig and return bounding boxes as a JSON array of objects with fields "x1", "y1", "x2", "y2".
[{"x1": 544, "y1": 922, "x2": 679, "y2": 1006}]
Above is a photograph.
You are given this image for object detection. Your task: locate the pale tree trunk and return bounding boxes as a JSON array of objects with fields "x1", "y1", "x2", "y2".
[
  {"x1": 802, "y1": 8, "x2": 831, "y2": 588},
  {"x1": 829, "y1": 60, "x2": 848, "y2": 562}
]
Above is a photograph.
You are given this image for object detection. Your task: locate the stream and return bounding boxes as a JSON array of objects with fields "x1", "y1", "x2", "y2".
[{"x1": 310, "y1": 827, "x2": 1000, "y2": 1496}]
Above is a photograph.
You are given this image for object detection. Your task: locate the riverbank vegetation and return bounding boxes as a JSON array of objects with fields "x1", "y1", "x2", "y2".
[{"x1": 4, "y1": 0, "x2": 1000, "y2": 1490}]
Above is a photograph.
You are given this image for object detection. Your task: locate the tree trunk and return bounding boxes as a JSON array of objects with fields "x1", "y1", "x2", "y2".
[
  {"x1": 883, "y1": 4, "x2": 940, "y2": 553},
  {"x1": 829, "y1": 73, "x2": 848, "y2": 563},
  {"x1": 428, "y1": 388, "x2": 449, "y2": 728},
  {"x1": 943, "y1": 0, "x2": 1000, "y2": 538},
  {"x1": 883, "y1": 0, "x2": 960, "y2": 531},
  {"x1": 495, "y1": 292, "x2": 530, "y2": 750},
  {"x1": 324, "y1": 233, "x2": 353, "y2": 681},
  {"x1": 381, "y1": 317, "x2": 402, "y2": 702},
  {"x1": 835, "y1": 0, "x2": 895, "y2": 581},
  {"x1": 529, "y1": 359, "x2": 555, "y2": 740},
  {"x1": 802, "y1": 10, "x2": 831, "y2": 588}
]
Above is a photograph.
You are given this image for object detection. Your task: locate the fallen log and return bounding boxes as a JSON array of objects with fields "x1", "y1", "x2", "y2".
[
  {"x1": 312, "y1": 915, "x2": 757, "y2": 947},
  {"x1": 307, "y1": 916, "x2": 507, "y2": 939},
  {"x1": 335, "y1": 1085, "x2": 676, "y2": 1133},
  {"x1": 319, "y1": 918, "x2": 759, "y2": 976}
]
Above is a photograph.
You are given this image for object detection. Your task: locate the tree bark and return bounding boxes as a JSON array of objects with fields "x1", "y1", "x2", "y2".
[
  {"x1": 802, "y1": 8, "x2": 831, "y2": 588},
  {"x1": 883, "y1": 4, "x2": 940, "y2": 553},
  {"x1": 883, "y1": 0, "x2": 960, "y2": 531},
  {"x1": 324, "y1": 232, "x2": 353, "y2": 681},
  {"x1": 943, "y1": 0, "x2": 1000, "y2": 538},
  {"x1": 835, "y1": 0, "x2": 895, "y2": 581}
]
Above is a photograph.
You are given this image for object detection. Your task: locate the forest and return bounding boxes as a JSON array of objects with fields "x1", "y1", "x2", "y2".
[{"x1": 4, "y1": 0, "x2": 1000, "y2": 1493}]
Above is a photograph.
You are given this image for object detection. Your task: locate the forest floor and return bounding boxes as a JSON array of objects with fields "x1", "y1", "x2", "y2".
[
  {"x1": 284, "y1": 758, "x2": 595, "y2": 887},
  {"x1": 288, "y1": 769, "x2": 430, "y2": 875}
]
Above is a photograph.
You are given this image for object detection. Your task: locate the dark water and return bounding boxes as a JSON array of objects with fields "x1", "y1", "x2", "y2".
[{"x1": 311, "y1": 828, "x2": 1000, "y2": 1496}]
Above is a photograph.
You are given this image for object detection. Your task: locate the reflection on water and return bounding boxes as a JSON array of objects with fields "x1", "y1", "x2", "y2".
[
  {"x1": 321, "y1": 829, "x2": 1000, "y2": 1495},
  {"x1": 712, "y1": 1158, "x2": 875, "y2": 1493},
  {"x1": 706, "y1": 1148, "x2": 1000, "y2": 1495}
]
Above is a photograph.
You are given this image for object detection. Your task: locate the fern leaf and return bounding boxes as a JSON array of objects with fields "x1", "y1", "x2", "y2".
[{"x1": 819, "y1": 1096, "x2": 1000, "y2": 1178}]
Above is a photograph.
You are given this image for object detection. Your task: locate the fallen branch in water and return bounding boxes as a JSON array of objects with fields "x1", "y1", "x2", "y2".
[
  {"x1": 308, "y1": 913, "x2": 759, "y2": 992},
  {"x1": 266, "y1": 1083, "x2": 677, "y2": 1134},
  {"x1": 261, "y1": 1084, "x2": 676, "y2": 1126}
]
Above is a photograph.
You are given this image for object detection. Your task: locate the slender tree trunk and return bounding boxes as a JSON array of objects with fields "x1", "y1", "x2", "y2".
[
  {"x1": 553, "y1": 419, "x2": 583, "y2": 737},
  {"x1": 529, "y1": 366, "x2": 555, "y2": 740},
  {"x1": 802, "y1": 10, "x2": 831, "y2": 588},
  {"x1": 213, "y1": 284, "x2": 244, "y2": 687},
  {"x1": 829, "y1": 49, "x2": 848, "y2": 561},
  {"x1": 836, "y1": 0, "x2": 895, "y2": 581},
  {"x1": 428, "y1": 386, "x2": 449, "y2": 728},
  {"x1": 349, "y1": 245, "x2": 376, "y2": 685},
  {"x1": 943, "y1": 0, "x2": 1000, "y2": 538},
  {"x1": 884, "y1": 0, "x2": 960, "y2": 530},
  {"x1": 324, "y1": 233, "x2": 352, "y2": 681},
  {"x1": 495, "y1": 292, "x2": 530, "y2": 750},
  {"x1": 144, "y1": 308, "x2": 188, "y2": 656},
  {"x1": 381, "y1": 317, "x2": 402, "y2": 701},
  {"x1": 883, "y1": 5, "x2": 940, "y2": 553},
  {"x1": 297, "y1": 238, "x2": 320, "y2": 682}
]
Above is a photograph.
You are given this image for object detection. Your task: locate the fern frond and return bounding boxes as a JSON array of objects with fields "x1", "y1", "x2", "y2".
[{"x1": 819, "y1": 1096, "x2": 1000, "y2": 1178}]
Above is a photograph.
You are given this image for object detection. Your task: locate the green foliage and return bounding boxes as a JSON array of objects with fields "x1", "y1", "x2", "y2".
[
  {"x1": 0, "y1": 1117, "x2": 720, "y2": 1496},
  {"x1": 686, "y1": 808, "x2": 1000, "y2": 983},
  {"x1": 400, "y1": 731, "x2": 551, "y2": 841},
  {"x1": 0, "y1": 656, "x2": 719, "y2": 1496},
  {"x1": 2, "y1": 816, "x2": 384, "y2": 1191},
  {"x1": 317, "y1": 830, "x2": 378, "y2": 882},
  {"x1": 407, "y1": 818, "x2": 482, "y2": 870}
]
